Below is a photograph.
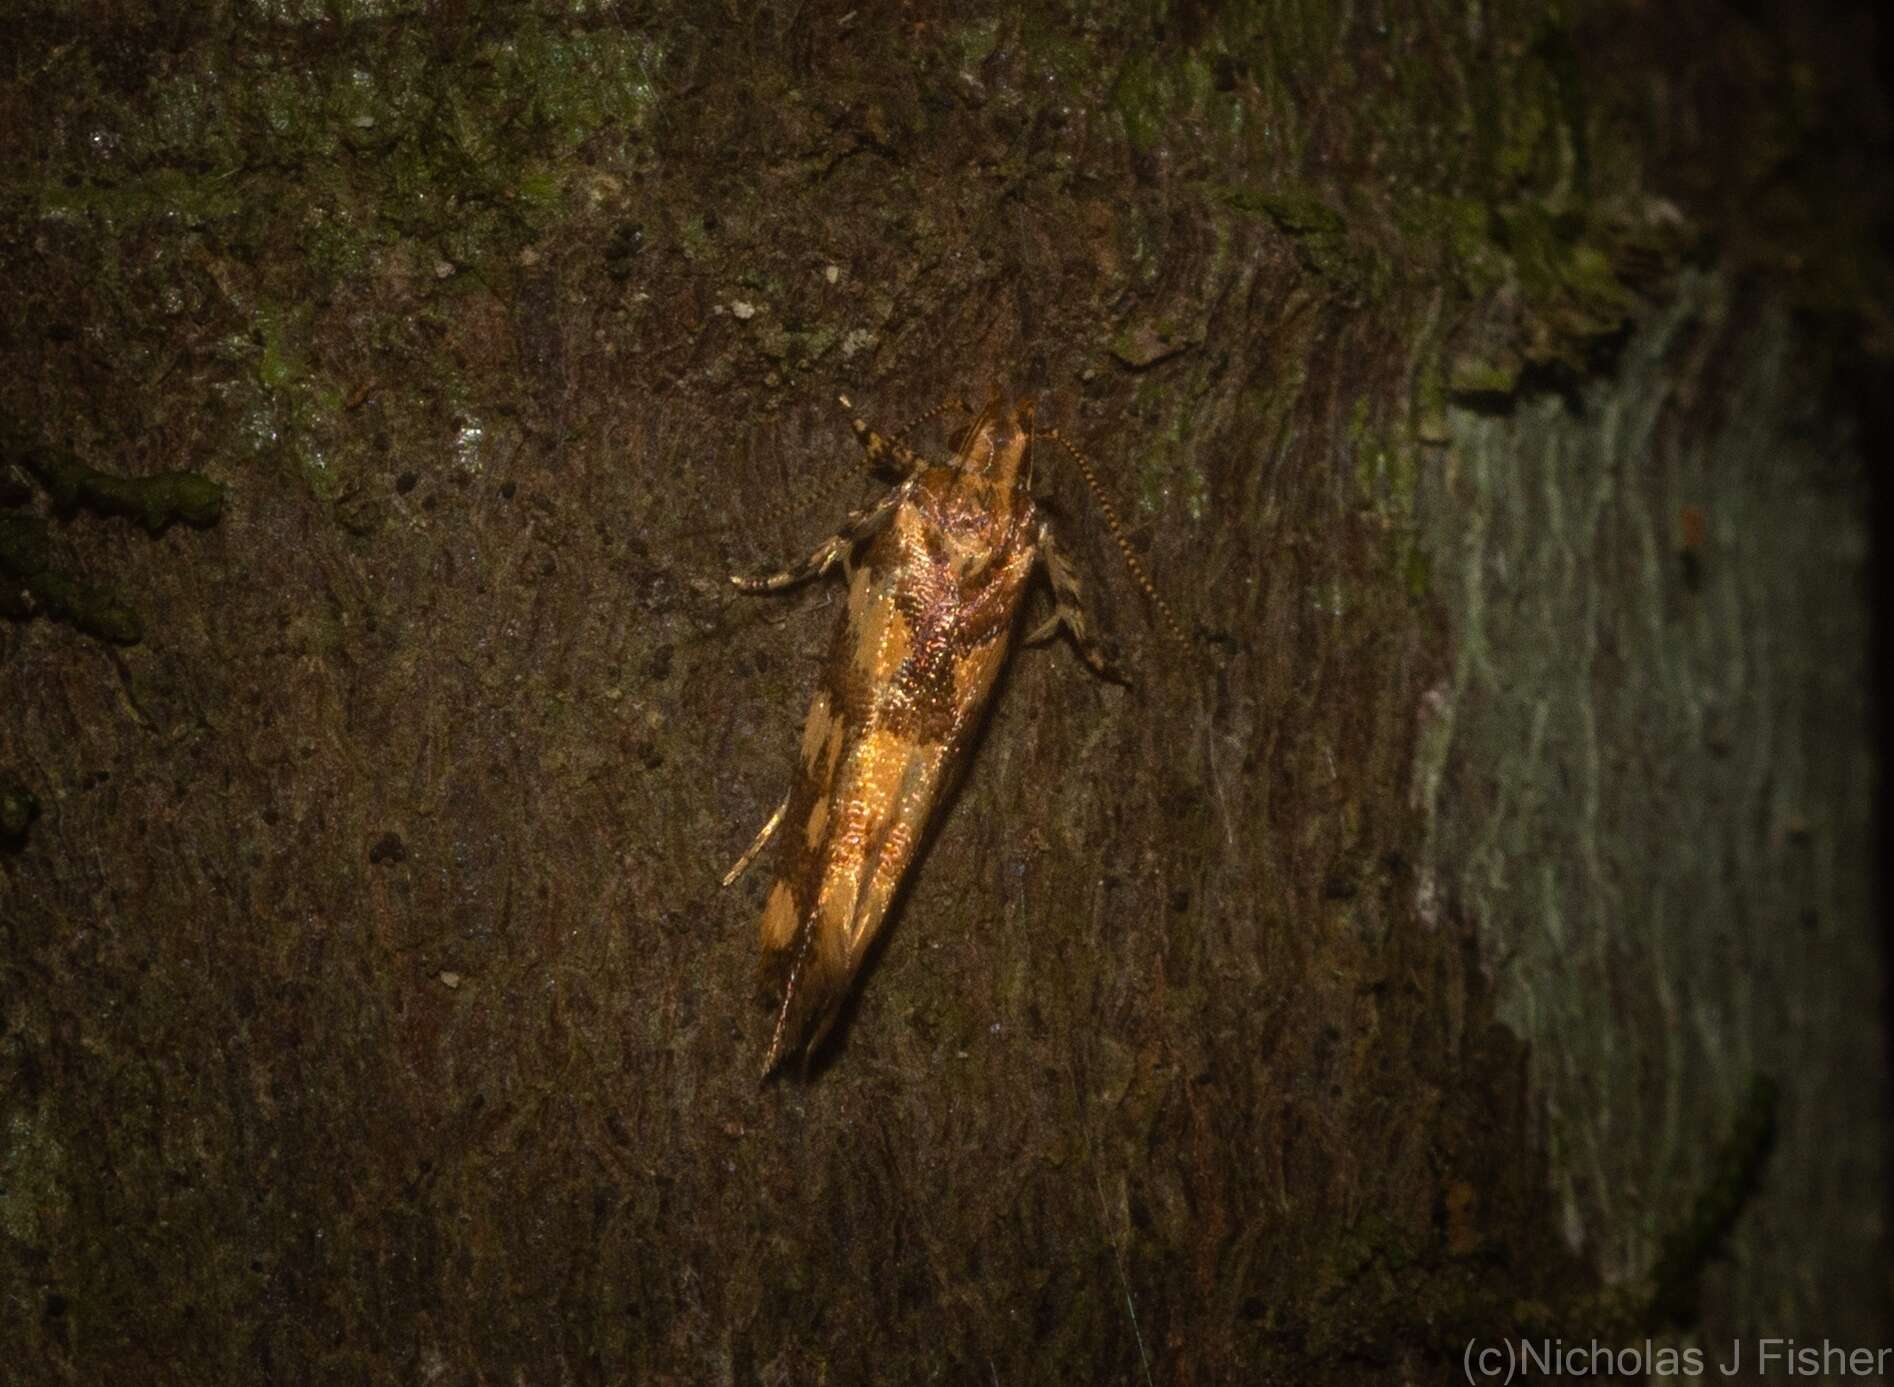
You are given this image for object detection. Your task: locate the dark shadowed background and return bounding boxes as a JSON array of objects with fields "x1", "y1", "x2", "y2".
[{"x1": 1, "y1": 1, "x2": 1886, "y2": 1382}]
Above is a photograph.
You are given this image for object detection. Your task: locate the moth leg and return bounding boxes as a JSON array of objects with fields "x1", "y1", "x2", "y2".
[
  {"x1": 721, "y1": 793, "x2": 788, "y2": 888},
  {"x1": 837, "y1": 393, "x2": 936, "y2": 480},
  {"x1": 1027, "y1": 518, "x2": 1122, "y2": 682},
  {"x1": 730, "y1": 481, "x2": 907, "y2": 592}
]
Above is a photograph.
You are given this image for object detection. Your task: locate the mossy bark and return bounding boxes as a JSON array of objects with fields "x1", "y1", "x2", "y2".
[{"x1": 1, "y1": 1, "x2": 1884, "y2": 1382}]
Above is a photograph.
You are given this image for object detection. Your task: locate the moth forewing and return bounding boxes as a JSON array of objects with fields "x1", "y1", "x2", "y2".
[{"x1": 725, "y1": 393, "x2": 1138, "y2": 1075}]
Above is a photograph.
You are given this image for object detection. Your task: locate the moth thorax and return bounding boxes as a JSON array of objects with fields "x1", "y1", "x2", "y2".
[{"x1": 958, "y1": 397, "x2": 1036, "y2": 491}]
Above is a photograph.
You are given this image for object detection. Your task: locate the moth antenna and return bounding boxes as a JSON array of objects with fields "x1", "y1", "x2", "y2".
[
  {"x1": 1044, "y1": 428, "x2": 1193, "y2": 650},
  {"x1": 748, "y1": 442, "x2": 857, "y2": 534},
  {"x1": 749, "y1": 394, "x2": 968, "y2": 538},
  {"x1": 692, "y1": 400, "x2": 973, "y2": 549},
  {"x1": 885, "y1": 394, "x2": 973, "y2": 444}
]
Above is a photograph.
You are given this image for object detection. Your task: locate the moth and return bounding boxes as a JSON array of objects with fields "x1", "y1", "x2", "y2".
[{"x1": 723, "y1": 392, "x2": 1180, "y2": 1075}]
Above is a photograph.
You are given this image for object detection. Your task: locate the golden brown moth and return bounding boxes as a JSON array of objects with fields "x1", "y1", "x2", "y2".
[{"x1": 723, "y1": 392, "x2": 1179, "y2": 1076}]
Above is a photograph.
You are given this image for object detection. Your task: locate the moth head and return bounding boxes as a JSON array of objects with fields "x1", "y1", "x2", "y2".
[{"x1": 955, "y1": 396, "x2": 1037, "y2": 491}]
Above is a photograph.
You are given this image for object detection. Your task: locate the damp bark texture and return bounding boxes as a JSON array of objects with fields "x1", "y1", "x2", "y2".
[{"x1": 1, "y1": 2, "x2": 1886, "y2": 1383}]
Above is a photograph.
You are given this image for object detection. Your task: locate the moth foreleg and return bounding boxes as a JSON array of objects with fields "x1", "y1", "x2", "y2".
[
  {"x1": 1027, "y1": 518, "x2": 1123, "y2": 682},
  {"x1": 837, "y1": 393, "x2": 938, "y2": 480},
  {"x1": 721, "y1": 793, "x2": 788, "y2": 888},
  {"x1": 730, "y1": 481, "x2": 907, "y2": 592}
]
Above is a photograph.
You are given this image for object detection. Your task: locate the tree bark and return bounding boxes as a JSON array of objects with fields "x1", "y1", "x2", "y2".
[{"x1": 1, "y1": 2, "x2": 1884, "y2": 1383}]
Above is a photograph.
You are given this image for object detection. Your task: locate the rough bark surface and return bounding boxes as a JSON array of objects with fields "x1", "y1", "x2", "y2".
[
  {"x1": 1417, "y1": 276, "x2": 1885, "y2": 1360},
  {"x1": 1, "y1": 2, "x2": 1885, "y2": 1383}
]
